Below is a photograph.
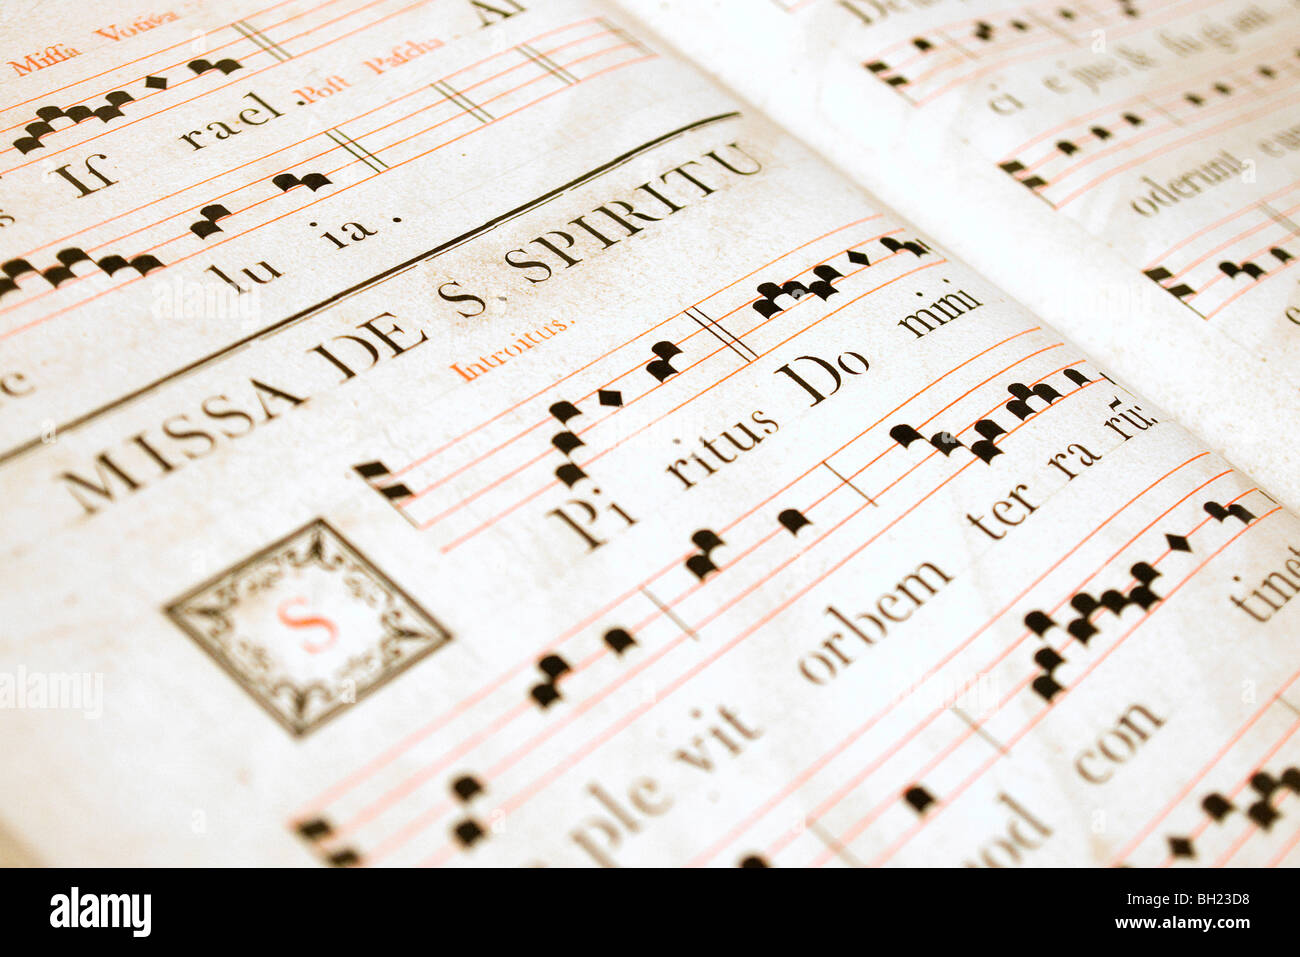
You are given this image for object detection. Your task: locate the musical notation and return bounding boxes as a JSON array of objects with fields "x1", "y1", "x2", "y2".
[
  {"x1": 529, "y1": 654, "x2": 573, "y2": 709},
  {"x1": 0, "y1": 247, "x2": 163, "y2": 299},
  {"x1": 10, "y1": 58, "x2": 243, "y2": 154},
  {"x1": 684, "y1": 529, "x2": 727, "y2": 581},
  {"x1": 450, "y1": 774, "x2": 490, "y2": 849},
  {"x1": 890, "y1": 369, "x2": 1091, "y2": 466},
  {"x1": 777, "y1": 508, "x2": 812, "y2": 535},
  {"x1": 4, "y1": 0, "x2": 1300, "y2": 877},
  {"x1": 294, "y1": 816, "x2": 361, "y2": 868},
  {"x1": 645, "y1": 340, "x2": 685, "y2": 382}
]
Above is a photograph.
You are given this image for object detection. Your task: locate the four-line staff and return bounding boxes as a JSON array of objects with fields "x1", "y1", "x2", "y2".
[
  {"x1": 335, "y1": 342, "x2": 1287, "y2": 868},
  {"x1": 701, "y1": 451, "x2": 1225, "y2": 865},
  {"x1": 4, "y1": 0, "x2": 1290, "y2": 871},
  {"x1": 294, "y1": 315, "x2": 1111, "y2": 866},
  {"x1": 1142, "y1": 190, "x2": 1300, "y2": 320},
  {"x1": 0, "y1": 24, "x2": 663, "y2": 474},
  {"x1": 292, "y1": 232, "x2": 978, "y2": 860},
  {"x1": 999, "y1": 47, "x2": 1300, "y2": 208},
  {"x1": 860, "y1": 0, "x2": 1218, "y2": 108},
  {"x1": 0, "y1": 16, "x2": 643, "y2": 332},
  {"x1": 361, "y1": 226, "x2": 930, "y2": 547},
  {"x1": 0, "y1": 0, "x2": 443, "y2": 328},
  {"x1": 398, "y1": 342, "x2": 1116, "y2": 868},
  {"x1": 0, "y1": 0, "x2": 407, "y2": 174}
]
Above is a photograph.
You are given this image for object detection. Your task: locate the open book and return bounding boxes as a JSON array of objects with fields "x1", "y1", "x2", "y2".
[{"x1": 1, "y1": 0, "x2": 1297, "y2": 867}]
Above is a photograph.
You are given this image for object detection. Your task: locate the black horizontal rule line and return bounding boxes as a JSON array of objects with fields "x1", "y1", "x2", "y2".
[{"x1": 0, "y1": 111, "x2": 743, "y2": 470}]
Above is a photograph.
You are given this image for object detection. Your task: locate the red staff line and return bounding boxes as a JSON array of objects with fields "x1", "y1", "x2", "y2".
[
  {"x1": 870, "y1": 507, "x2": 1282, "y2": 866},
  {"x1": 901, "y1": 0, "x2": 1160, "y2": 88},
  {"x1": 1267, "y1": 818, "x2": 1300, "y2": 866},
  {"x1": 402, "y1": 229, "x2": 897, "y2": 511},
  {"x1": 864, "y1": 23, "x2": 1018, "y2": 85},
  {"x1": 854, "y1": 348, "x2": 1071, "y2": 504},
  {"x1": 871, "y1": 0, "x2": 1102, "y2": 62},
  {"x1": 0, "y1": 20, "x2": 554, "y2": 326},
  {"x1": 110, "y1": 36, "x2": 629, "y2": 275},
  {"x1": 792, "y1": 472, "x2": 1236, "y2": 865},
  {"x1": 623, "y1": 351, "x2": 1075, "y2": 704},
  {"x1": 1019, "y1": 125, "x2": 1114, "y2": 175},
  {"x1": 978, "y1": 488, "x2": 1256, "y2": 719},
  {"x1": 1206, "y1": 727, "x2": 1300, "y2": 867},
  {"x1": 293, "y1": 322, "x2": 1038, "y2": 827},
  {"x1": 906, "y1": 29, "x2": 1059, "y2": 92},
  {"x1": 742, "y1": 457, "x2": 1220, "y2": 866},
  {"x1": 648, "y1": 358, "x2": 1084, "y2": 675},
  {"x1": 0, "y1": 26, "x2": 608, "y2": 332},
  {"x1": 0, "y1": 0, "x2": 319, "y2": 140},
  {"x1": 1176, "y1": 708, "x2": 1300, "y2": 867},
  {"x1": 126, "y1": 36, "x2": 636, "y2": 260},
  {"x1": 1016, "y1": 60, "x2": 1270, "y2": 176},
  {"x1": 1040, "y1": 66, "x2": 1275, "y2": 185},
  {"x1": 1055, "y1": 87, "x2": 1297, "y2": 207},
  {"x1": 1, "y1": 18, "x2": 604, "y2": 271},
  {"x1": 1146, "y1": 176, "x2": 1300, "y2": 268},
  {"x1": 885, "y1": 19, "x2": 1010, "y2": 76},
  {"x1": 912, "y1": 0, "x2": 1220, "y2": 109},
  {"x1": 357, "y1": 695, "x2": 537, "y2": 860},
  {"x1": 359, "y1": 637, "x2": 623, "y2": 863},
  {"x1": 986, "y1": 478, "x2": 1242, "y2": 714},
  {"x1": 293, "y1": 234, "x2": 893, "y2": 821},
  {"x1": 1172, "y1": 197, "x2": 1300, "y2": 280},
  {"x1": 321, "y1": 36, "x2": 631, "y2": 172},
  {"x1": 398, "y1": 351, "x2": 1054, "y2": 863},
  {"x1": 1002, "y1": 30, "x2": 1300, "y2": 161},
  {"x1": 1200, "y1": 238, "x2": 1300, "y2": 317},
  {"x1": 1025, "y1": 53, "x2": 1290, "y2": 176},
  {"x1": 891, "y1": 47, "x2": 964, "y2": 83},
  {"x1": 747, "y1": 412, "x2": 1239, "y2": 856},
  {"x1": 0, "y1": 50, "x2": 657, "y2": 341},
  {"x1": 410, "y1": 243, "x2": 910, "y2": 522},
  {"x1": 408, "y1": 346, "x2": 1085, "y2": 865},
  {"x1": 0, "y1": 0, "x2": 416, "y2": 175},
  {"x1": 370, "y1": 336, "x2": 1057, "y2": 856},
  {"x1": 816, "y1": 485, "x2": 1255, "y2": 865},
  {"x1": 418, "y1": 344, "x2": 1068, "y2": 865},
  {"x1": 1112, "y1": 622, "x2": 1300, "y2": 863},
  {"x1": 0, "y1": 0, "x2": 299, "y2": 123},
  {"x1": 518, "y1": 350, "x2": 1079, "y2": 785},
  {"x1": 385, "y1": 217, "x2": 877, "y2": 481},
  {"x1": 125, "y1": 32, "x2": 623, "y2": 252},
  {"x1": 891, "y1": 8, "x2": 1075, "y2": 88},
  {"x1": 433, "y1": 258, "x2": 945, "y2": 548}
]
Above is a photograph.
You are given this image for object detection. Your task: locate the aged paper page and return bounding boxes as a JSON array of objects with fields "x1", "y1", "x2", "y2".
[
  {"x1": 618, "y1": 0, "x2": 1300, "y2": 511},
  {"x1": 0, "y1": 0, "x2": 1299, "y2": 867}
]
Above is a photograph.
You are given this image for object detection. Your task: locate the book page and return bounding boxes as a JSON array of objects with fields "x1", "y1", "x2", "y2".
[
  {"x1": 2, "y1": 0, "x2": 1300, "y2": 868},
  {"x1": 617, "y1": 0, "x2": 1300, "y2": 513}
]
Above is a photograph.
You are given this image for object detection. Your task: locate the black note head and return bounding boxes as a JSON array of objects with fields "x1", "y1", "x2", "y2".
[
  {"x1": 777, "y1": 508, "x2": 812, "y2": 535},
  {"x1": 603, "y1": 628, "x2": 636, "y2": 654},
  {"x1": 903, "y1": 785, "x2": 936, "y2": 814},
  {"x1": 453, "y1": 819, "x2": 486, "y2": 848},
  {"x1": 539, "y1": 654, "x2": 571, "y2": 679},
  {"x1": 296, "y1": 818, "x2": 333, "y2": 840},
  {"x1": 452, "y1": 775, "x2": 484, "y2": 802},
  {"x1": 1024, "y1": 610, "x2": 1056, "y2": 637}
]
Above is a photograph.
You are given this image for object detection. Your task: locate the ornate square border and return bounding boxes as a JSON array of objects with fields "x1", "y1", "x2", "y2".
[{"x1": 165, "y1": 518, "x2": 451, "y2": 736}]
